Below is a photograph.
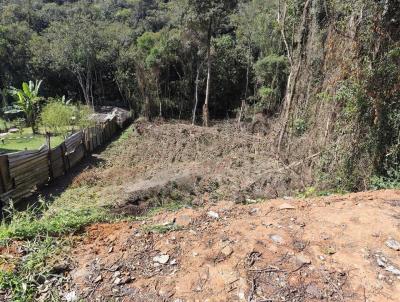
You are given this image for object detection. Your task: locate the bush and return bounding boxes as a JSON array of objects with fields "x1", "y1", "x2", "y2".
[
  {"x1": 40, "y1": 100, "x2": 93, "y2": 136},
  {"x1": 40, "y1": 101, "x2": 74, "y2": 136},
  {"x1": 370, "y1": 168, "x2": 400, "y2": 190}
]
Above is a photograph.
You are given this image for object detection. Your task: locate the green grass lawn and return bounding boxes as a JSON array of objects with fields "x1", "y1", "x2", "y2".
[{"x1": 0, "y1": 128, "x2": 65, "y2": 153}]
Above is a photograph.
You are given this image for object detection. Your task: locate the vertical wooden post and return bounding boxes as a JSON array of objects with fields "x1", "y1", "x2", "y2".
[
  {"x1": 46, "y1": 132, "x2": 54, "y2": 181},
  {"x1": 60, "y1": 142, "x2": 68, "y2": 174},
  {"x1": 82, "y1": 129, "x2": 88, "y2": 157}
]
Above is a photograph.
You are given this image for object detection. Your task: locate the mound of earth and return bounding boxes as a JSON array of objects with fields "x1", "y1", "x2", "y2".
[{"x1": 61, "y1": 190, "x2": 400, "y2": 302}]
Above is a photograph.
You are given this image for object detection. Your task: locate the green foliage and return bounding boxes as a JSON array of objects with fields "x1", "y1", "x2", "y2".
[
  {"x1": 296, "y1": 186, "x2": 347, "y2": 198},
  {"x1": 0, "y1": 188, "x2": 110, "y2": 241},
  {"x1": 254, "y1": 55, "x2": 288, "y2": 84},
  {"x1": 292, "y1": 118, "x2": 307, "y2": 136},
  {"x1": 72, "y1": 104, "x2": 94, "y2": 130},
  {"x1": 9, "y1": 80, "x2": 43, "y2": 133},
  {"x1": 0, "y1": 117, "x2": 8, "y2": 132},
  {"x1": 40, "y1": 100, "x2": 74, "y2": 135},
  {"x1": 0, "y1": 236, "x2": 66, "y2": 302},
  {"x1": 370, "y1": 169, "x2": 400, "y2": 190},
  {"x1": 254, "y1": 54, "x2": 288, "y2": 113}
]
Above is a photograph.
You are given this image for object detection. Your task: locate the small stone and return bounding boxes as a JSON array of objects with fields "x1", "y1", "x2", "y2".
[
  {"x1": 249, "y1": 208, "x2": 259, "y2": 215},
  {"x1": 376, "y1": 255, "x2": 400, "y2": 276},
  {"x1": 270, "y1": 234, "x2": 284, "y2": 245},
  {"x1": 170, "y1": 259, "x2": 177, "y2": 265},
  {"x1": 295, "y1": 254, "x2": 311, "y2": 266},
  {"x1": 207, "y1": 211, "x2": 219, "y2": 219},
  {"x1": 322, "y1": 246, "x2": 336, "y2": 255},
  {"x1": 221, "y1": 246, "x2": 233, "y2": 257},
  {"x1": 386, "y1": 265, "x2": 400, "y2": 276},
  {"x1": 65, "y1": 291, "x2": 78, "y2": 302},
  {"x1": 386, "y1": 239, "x2": 400, "y2": 251},
  {"x1": 94, "y1": 275, "x2": 102, "y2": 283},
  {"x1": 193, "y1": 252, "x2": 199, "y2": 256},
  {"x1": 108, "y1": 247, "x2": 113, "y2": 253},
  {"x1": 153, "y1": 254, "x2": 170, "y2": 264},
  {"x1": 278, "y1": 203, "x2": 296, "y2": 210},
  {"x1": 114, "y1": 277, "x2": 121, "y2": 285}
]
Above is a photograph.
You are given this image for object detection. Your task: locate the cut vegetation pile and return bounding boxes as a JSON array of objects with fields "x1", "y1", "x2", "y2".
[{"x1": 73, "y1": 121, "x2": 311, "y2": 213}]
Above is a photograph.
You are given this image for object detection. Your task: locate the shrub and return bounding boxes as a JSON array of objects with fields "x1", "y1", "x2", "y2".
[{"x1": 40, "y1": 101, "x2": 74, "y2": 136}]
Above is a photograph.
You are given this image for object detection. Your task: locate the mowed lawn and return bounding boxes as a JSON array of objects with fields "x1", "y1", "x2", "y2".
[{"x1": 0, "y1": 128, "x2": 64, "y2": 153}]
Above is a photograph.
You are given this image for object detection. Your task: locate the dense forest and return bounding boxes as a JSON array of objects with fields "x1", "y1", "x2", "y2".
[{"x1": 0, "y1": 0, "x2": 399, "y2": 190}]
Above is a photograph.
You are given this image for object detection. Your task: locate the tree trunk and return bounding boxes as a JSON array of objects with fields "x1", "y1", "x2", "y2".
[
  {"x1": 76, "y1": 73, "x2": 89, "y2": 106},
  {"x1": 192, "y1": 64, "x2": 201, "y2": 125},
  {"x1": 277, "y1": 0, "x2": 311, "y2": 153},
  {"x1": 203, "y1": 20, "x2": 212, "y2": 127},
  {"x1": 238, "y1": 45, "x2": 251, "y2": 128},
  {"x1": 277, "y1": 0, "x2": 293, "y2": 66}
]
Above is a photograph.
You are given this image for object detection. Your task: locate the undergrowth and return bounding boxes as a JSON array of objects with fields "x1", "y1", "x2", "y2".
[
  {"x1": 0, "y1": 236, "x2": 67, "y2": 302},
  {"x1": 0, "y1": 188, "x2": 112, "y2": 243},
  {"x1": 370, "y1": 169, "x2": 400, "y2": 190}
]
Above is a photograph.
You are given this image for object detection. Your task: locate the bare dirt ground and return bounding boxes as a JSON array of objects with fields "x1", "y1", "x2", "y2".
[{"x1": 68, "y1": 190, "x2": 400, "y2": 302}]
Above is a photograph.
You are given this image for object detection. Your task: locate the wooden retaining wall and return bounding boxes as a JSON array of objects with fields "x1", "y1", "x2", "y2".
[{"x1": 0, "y1": 116, "x2": 124, "y2": 207}]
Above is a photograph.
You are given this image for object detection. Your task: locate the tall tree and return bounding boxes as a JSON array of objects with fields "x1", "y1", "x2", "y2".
[
  {"x1": 185, "y1": 0, "x2": 236, "y2": 126},
  {"x1": 31, "y1": 17, "x2": 104, "y2": 107}
]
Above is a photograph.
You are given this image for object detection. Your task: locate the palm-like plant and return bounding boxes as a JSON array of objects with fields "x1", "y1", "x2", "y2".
[{"x1": 10, "y1": 80, "x2": 43, "y2": 133}]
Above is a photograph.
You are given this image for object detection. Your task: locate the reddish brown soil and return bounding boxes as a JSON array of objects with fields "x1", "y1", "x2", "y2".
[
  {"x1": 0, "y1": 241, "x2": 22, "y2": 272},
  {"x1": 68, "y1": 190, "x2": 400, "y2": 302}
]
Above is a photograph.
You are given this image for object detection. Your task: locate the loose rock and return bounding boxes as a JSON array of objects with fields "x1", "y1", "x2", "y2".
[
  {"x1": 207, "y1": 211, "x2": 220, "y2": 219},
  {"x1": 221, "y1": 246, "x2": 233, "y2": 257},
  {"x1": 295, "y1": 254, "x2": 311, "y2": 266},
  {"x1": 65, "y1": 291, "x2": 78, "y2": 302},
  {"x1": 278, "y1": 203, "x2": 296, "y2": 210},
  {"x1": 386, "y1": 239, "x2": 400, "y2": 251},
  {"x1": 153, "y1": 254, "x2": 170, "y2": 264},
  {"x1": 270, "y1": 234, "x2": 285, "y2": 245},
  {"x1": 94, "y1": 275, "x2": 102, "y2": 283},
  {"x1": 376, "y1": 255, "x2": 400, "y2": 276}
]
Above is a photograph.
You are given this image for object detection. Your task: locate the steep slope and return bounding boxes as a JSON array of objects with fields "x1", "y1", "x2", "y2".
[{"x1": 276, "y1": 0, "x2": 400, "y2": 191}]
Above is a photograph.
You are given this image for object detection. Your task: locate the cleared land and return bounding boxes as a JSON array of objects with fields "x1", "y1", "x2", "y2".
[{"x1": 0, "y1": 122, "x2": 399, "y2": 302}]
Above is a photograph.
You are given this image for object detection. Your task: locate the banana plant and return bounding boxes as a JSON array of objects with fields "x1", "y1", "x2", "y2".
[{"x1": 9, "y1": 80, "x2": 43, "y2": 133}]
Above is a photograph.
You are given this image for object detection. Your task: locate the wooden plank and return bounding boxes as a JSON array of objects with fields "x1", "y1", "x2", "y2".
[
  {"x1": 0, "y1": 155, "x2": 12, "y2": 193},
  {"x1": 50, "y1": 146, "x2": 63, "y2": 161},
  {"x1": 68, "y1": 145, "x2": 85, "y2": 167},
  {"x1": 14, "y1": 167, "x2": 49, "y2": 184},
  {"x1": 8, "y1": 150, "x2": 47, "y2": 166},
  {"x1": 9, "y1": 157, "x2": 48, "y2": 177}
]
